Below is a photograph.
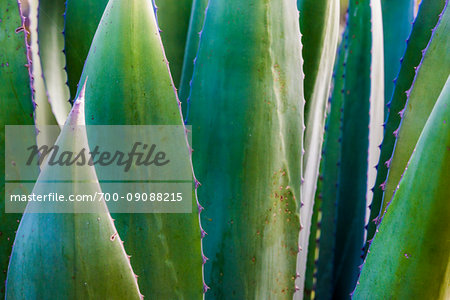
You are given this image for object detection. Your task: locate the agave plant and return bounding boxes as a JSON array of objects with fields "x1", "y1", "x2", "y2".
[{"x1": 0, "y1": 0, "x2": 449, "y2": 299}]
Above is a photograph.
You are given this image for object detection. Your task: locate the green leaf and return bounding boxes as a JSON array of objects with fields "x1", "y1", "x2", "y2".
[
  {"x1": 354, "y1": 75, "x2": 450, "y2": 300},
  {"x1": 154, "y1": 0, "x2": 193, "y2": 88},
  {"x1": 38, "y1": 0, "x2": 71, "y2": 125},
  {"x1": 178, "y1": 0, "x2": 208, "y2": 118},
  {"x1": 382, "y1": 1, "x2": 450, "y2": 218},
  {"x1": 296, "y1": 0, "x2": 340, "y2": 296},
  {"x1": 365, "y1": 0, "x2": 447, "y2": 259},
  {"x1": 304, "y1": 32, "x2": 347, "y2": 300},
  {"x1": 0, "y1": 1, "x2": 34, "y2": 296},
  {"x1": 187, "y1": 1, "x2": 304, "y2": 298},
  {"x1": 6, "y1": 88, "x2": 142, "y2": 299},
  {"x1": 381, "y1": 0, "x2": 414, "y2": 110},
  {"x1": 331, "y1": 0, "x2": 382, "y2": 297},
  {"x1": 78, "y1": 0, "x2": 203, "y2": 298},
  {"x1": 65, "y1": 0, "x2": 108, "y2": 100},
  {"x1": 24, "y1": 0, "x2": 60, "y2": 148}
]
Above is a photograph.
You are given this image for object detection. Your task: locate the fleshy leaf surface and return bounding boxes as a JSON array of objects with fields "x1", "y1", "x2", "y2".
[
  {"x1": 355, "y1": 75, "x2": 450, "y2": 300},
  {"x1": 382, "y1": 1, "x2": 450, "y2": 215},
  {"x1": 187, "y1": 0, "x2": 304, "y2": 298},
  {"x1": 0, "y1": 1, "x2": 34, "y2": 296},
  {"x1": 381, "y1": 0, "x2": 414, "y2": 110},
  {"x1": 78, "y1": 0, "x2": 203, "y2": 298},
  {"x1": 296, "y1": 0, "x2": 340, "y2": 296},
  {"x1": 365, "y1": 0, "x2": 447, "y2": 258},
  {"x1": 178, "y1": 0, "x2": 208, "y2": 118},
  {"x1": 304, "y1": 31, "x2": 347, "y2": 300},
  {"x1": 6, "y1": 87, "x2": 142, "y2": 300},
  {"x1": 65, "y1": 0, "x2": 108, "y2": 99}
]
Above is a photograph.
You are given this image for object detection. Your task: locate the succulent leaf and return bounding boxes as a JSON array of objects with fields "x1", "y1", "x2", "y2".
[
  {"x1": 382, "y1": 0, "x2": 450, "y2": 217},
  {"x1": 296, "y1": 0, "x2": 340, "y2": 297},
  {"x1": 331, "y1": 0, "x2": 383, "y2": 297},
  {"x1": 365, "y1": 0, "x2": 447, "y2": 258},
  {"x1": 77, "y1": 0, "x2": 203, "y2": 298},
  {"x1": 64, "y1": 0, "x2": 108, "y2": 100},
  {"x1": 355, "y1": 75, "x2": 450, "y2": 300},
  {"x1": 5, "y1": 89, "x2": 142, "y2": 300},
  {"x1": 154, "y1": 0, "x2": 193, "y2": 88},
  {"x1": 178, "y1": 0, "x2": 208, "y2": 118},
  {"x1": 304, "y1": 31, "x2": 347, "y2": 300},
  {"x1": 186, "y1": 0, "x2": 304, "y2": 298},
  {"x1": 21, "y1": 0, "x2": 60, "y2": 148},
  {"x1": 38, "y1": 0, "x2": 71, "y2": 125},
  {"x1": 381, "y1": 0, "x2": 414, "y2": 111},
  {"x1": 0, "y1": 1, "x2": 35, "y2": 296}
]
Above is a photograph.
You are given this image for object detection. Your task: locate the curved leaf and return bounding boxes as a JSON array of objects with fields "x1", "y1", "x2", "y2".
[
  {"x1": 365, "y1": 0, "x2": 447, "y2": 258},
  {"x1": 78, "y1": 0, "x2": 203, "y2": 298},
  {"x1": 64, "y1": 0, "x2": 108, "y2": 100},
  {"x1": 382, "y1": 0, "x2": 450, "y2": 216},
  {"x1": 178, "y1": 0, "x2": 208, "y2": 118},
  {"x1": 355, "y1": 75, "x2": 450, "y2": 300},
  {"x1": 5, "y1": 89, "x2": 142, "y2": 299}
]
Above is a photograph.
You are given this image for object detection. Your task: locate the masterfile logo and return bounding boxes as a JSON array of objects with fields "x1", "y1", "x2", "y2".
[{"x1": 4, "y1": 125, "x2": 193, "y2": 213}]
